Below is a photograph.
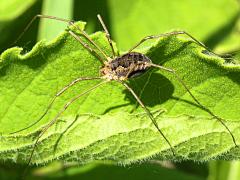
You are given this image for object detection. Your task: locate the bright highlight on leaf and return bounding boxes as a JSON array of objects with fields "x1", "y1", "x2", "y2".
[{"x1": 0, "y1": 21, "x2": 240, "y2": 165}]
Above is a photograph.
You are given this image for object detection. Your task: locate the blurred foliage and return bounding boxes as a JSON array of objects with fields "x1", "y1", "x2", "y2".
[
  {"x1": 109, "y1": 0, "x2": 240, "y2": 52},
  {"x1": 0, "y1": 0, "x2": 42, "y2": 53},
  {"x1": 0, "y1": 0, "x2": 36, "y2": 20},
  {"x1": 0, "y1": 161, "x2": 206, "y2": 180},
  {"x1": 0, "y1": 0, "x2": 239, "y2": 179},
  {"x1": 208, "y1": 161, "x2": 240, "y2": 180}
]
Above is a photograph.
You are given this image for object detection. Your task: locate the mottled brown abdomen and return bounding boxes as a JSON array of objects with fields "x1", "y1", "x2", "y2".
[{"x1": 109, "y1": 52, "x2": 151, "y2": 78}]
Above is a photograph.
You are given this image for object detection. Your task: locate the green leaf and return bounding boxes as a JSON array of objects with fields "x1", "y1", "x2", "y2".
[{"x1": 0, "y1": 22, "x2": 240, "y2": 165}]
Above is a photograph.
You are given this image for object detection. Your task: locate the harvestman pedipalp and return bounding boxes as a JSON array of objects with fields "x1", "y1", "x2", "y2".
[{"x1": 10, "y1": 14, "x2": 237, "y2": 169}]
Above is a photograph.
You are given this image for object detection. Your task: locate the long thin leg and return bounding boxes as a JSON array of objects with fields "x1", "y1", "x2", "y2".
[
  {"x1": 68, "y1": 31, "x2": 106, "y2": 63},
  {"x1": 149, "y1": 63, "x2": 237, "y2": 147},
  {"x1": 22, "y1": 80, "x2": 107, "y2": 177},
  {"x1": 97, "y1": 14, "x2": 116, "y2": 58},
  {"x1": 128, "y1": 31, "x2": 213, "y2": 55},
  {"x1": 10, "y1": 77, "x2": 101, "y2": 134},
  {"x1": 120, "y1": 81, "x2": 175, "y2": 156},
  {"x1": 13, "y1": 14, "x2": 109, "y2": 63}
]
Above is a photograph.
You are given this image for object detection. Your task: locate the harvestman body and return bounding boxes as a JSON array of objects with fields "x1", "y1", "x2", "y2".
[{"x1": 11, "y1": 14, "x2": 237, "y2": 169}]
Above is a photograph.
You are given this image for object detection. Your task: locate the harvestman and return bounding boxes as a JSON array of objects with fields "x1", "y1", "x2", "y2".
[{"x1": 11, "y1": 14, "x2": 237, "y2": 167}]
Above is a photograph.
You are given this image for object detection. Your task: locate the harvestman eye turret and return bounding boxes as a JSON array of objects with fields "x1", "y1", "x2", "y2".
[{"x1": 10, "y1": 14, "x2": 237, "y2": 173}]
